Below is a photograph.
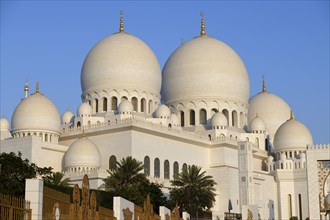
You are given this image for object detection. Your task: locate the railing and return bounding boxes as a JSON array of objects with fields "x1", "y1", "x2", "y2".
[{"x1": 0, "y1": 194, "x2": 31, "y2": 220}]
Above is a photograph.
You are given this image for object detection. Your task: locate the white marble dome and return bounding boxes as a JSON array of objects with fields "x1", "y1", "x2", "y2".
[
  {"x1": 249, "y1": 115, "x2": 266, "y2": 132},
  {"x1": 248, "y1": 91, "x2": 290, "y2": 140},
  {"x1": 118, "y1": 100, "x2": 133, "y2": 114},
  {"x1": 11, "y1": 92, "x2": 60, "y2": 134},
  {"x1": 273, "y1": 118, "x2": 313, "y2": 152},
  {"x1": 61, "y1": 110, "x2": 74, "y2": 124},
  {"x1": 0, "y1": 116, "x2": 10, "y2": 131},
  {"x1": 155, "y1": 104, "x2": 171, "y2": 118},
  {"x1": 64, "y1": 136, "x2": 101, "y2": 170},
  {"x1": 78, "y1": 103, "x2": 92, "y2": 117},
  {"x1": 162, "y1": 36, "x2": 249, "y2": 105},
  {"x1": 81, "y1": 32, "x2": 162, "y2": 95},
  {"x1": 211, "y1": 112, "x2": 228, "y2": 127}
]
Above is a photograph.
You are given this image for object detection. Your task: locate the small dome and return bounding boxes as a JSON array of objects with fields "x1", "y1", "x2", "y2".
[
  {"x1": 162, "y1": 36, "x2": 249, "y2": 105},
  {"x1": 117, "y1": 100, "x2": 133, "y2": 114},
  {"x1": 274, "y1": 118, "x2": 313, "y2": 152},
  {"x1": 248, "y1": 91, "x2": 290, "y2": 140},
  {"x1": 11, "y1": 92, "x2": 60, "y2": 134},
  {"x1": 77, "y1": 103, "x2": 92, "y2": 117},
  {"x1": 155, "y1": 104, "x2": 171, "y2": 118},
  {"x1": 249, "y1": 115, "x2": 266, "y2": 132},
  {"x1": 64, "y1": 136, "x2": 101, "y2": 170},
  {"x1": 81, "y1": 32, "x2": 161, "y2": 96},
  {"x1": 171, "y1": 113, "x2": 179, "y2": 126},
  {"x1": 267, "y1": 155, "x2": 274, "y2": 163},
  {"x1": 61, "y1": 110, "x2": 74, "y2": 124},
  {"x1": 211, "y1": 112, "x2": 228, "y2": 127},
  {"x1": 0, "y1": 116, "x2": 10, "y2": 131}
]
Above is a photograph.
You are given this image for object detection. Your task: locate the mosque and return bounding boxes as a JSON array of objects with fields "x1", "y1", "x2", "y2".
[{"x1": 0, "y1": 13, "x2": 329, "y2": 220}]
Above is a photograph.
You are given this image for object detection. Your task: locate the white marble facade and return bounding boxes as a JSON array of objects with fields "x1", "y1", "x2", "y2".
[{"x1": 1, "y1": 15, "x2": 329, "y2": 220}]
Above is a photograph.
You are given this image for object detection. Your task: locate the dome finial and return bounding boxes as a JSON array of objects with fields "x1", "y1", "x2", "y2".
[
  {"x1": 290, "y1": 109, "x2": 295, "y2": 120},
  {"x1": 36, "y1": 82, "x2": 40, "y2": 93},
  {"x1": 200, "y1": 12, "x2": 206, "y2": 36},
  {"x1": 262, "y1": 75, "x2": 266, "y2": 92},
  {"x1": 24, "y1": 80, "x2": 29, "y2": 98},
  {"x1": 119, "y1": 10, "x2": 124, "y2": 33}
]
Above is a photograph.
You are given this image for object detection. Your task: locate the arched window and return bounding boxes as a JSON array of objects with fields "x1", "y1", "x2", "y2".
[
  {"x1": 111, "y1": 97, "x2": 118, "y2": 111},
  {"x1": 232, "y1": 110, "x2": 238, "y2": 127},
  {"x1": 182, "y1": 163, "x2": 187, "y2": 171},
  {"x1": 109, "y1": 155, "x2": 117, "y2": 170},
  {"x1": 288, "y1": 194, "x2": 292, "y2": 219},
  {"x1": 200, "y1": 109, "x2": 207, "y2": 125},
  {"x1": 141, "y1": 98, "x2": 146, "y2": 112},
  {"x1": 298, "y1": 194, "x2": 302, "y2": 220},
  {"x1": 180, "y1": 111, "x2": 185, "y2": 127},
  {"x1": 164, "y1": 160, "x2": 170, "y2": 179},
  {"x1": 255, "y1": 137, "x2": 259, "y2": 148},
  {"x1": 103, "y1": 97, "x2": 108, "y2": 112},
  {"x1": 173, "y1": 162, "x2": 179, "y2": 177},
  {"x1": 77, "y1": 121, "x2": 81, "y2": 127},
  {"x1": 211, "y1": 108, "x2": 218, "y2": 117},
  {"x1": 154, "y1": 158, "x2": 160, "y2": 178},
  {"x1": 131, "y1": 97, "x2": 138, "y2": 112},
  {"x1": 240, "y1": 112, "x2": 244, "y2": 128},
  {"x1": 189, "y1": 110, "x2": 195, "y2": 125},
  {"x1": 144, "y1": 156, "x2": 150, "y2": 176},
  {"x1": 94, "y1": 98, "x2": 99, "y2": 113},
  {"x1": 148, "y1": 100, "x2": 153, "y2": 114},
  {"x1": 222, "y1": 109, "x2": 229, "y2": 125}
]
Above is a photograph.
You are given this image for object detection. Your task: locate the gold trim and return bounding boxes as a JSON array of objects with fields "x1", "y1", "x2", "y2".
[
  {"x1": 200, "y1": 12, "x2": 206, "y2": 36},
  {"x1": 119, "y1": 10, "x2": 124, "y2": 33}
]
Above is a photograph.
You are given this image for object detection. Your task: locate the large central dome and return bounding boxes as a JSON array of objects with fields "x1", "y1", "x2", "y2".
[
  {"x1": 81, "y1": 32, "x2": 162, "y2": 96},
  {"x1": 162, "y1": 36, "x2": 250, "y2": 104}
]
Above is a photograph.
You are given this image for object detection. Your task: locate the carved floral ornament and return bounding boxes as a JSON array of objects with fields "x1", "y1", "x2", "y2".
[
  {"x1": 123, "y1": 207, "x2": 133, "y2": 220},
  {"x1": 318, "y1": 160, "x2": 330, "y2": 210}
]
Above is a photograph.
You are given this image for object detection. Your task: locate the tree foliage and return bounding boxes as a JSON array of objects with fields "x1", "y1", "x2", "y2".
[
  {"x1": 102, "y1": 156, "x2": 167, "y2": 212},
  {"x1": 0, "y1": 152, "x2": 53, "y2": 197},
  {"x1": 43, "y1": 172, "x2": 71, "y2": 187},
  {"x1": 103, "y1": 156, "x2": 148, "y2": 189},
  {"x1": 170, "y1": 165, "x2": 216, "y2": 218}
]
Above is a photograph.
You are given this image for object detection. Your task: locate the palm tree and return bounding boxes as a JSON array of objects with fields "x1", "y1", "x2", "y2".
[
  {"x1": 102, "y1": 156, "x2": 148, "y2": 191},
  {"x1": 170, "y1": 165, "x2": 216, "y2": 219},
  {"x1": 44, "y1": 172, "x2": 71, "y2": 187}
]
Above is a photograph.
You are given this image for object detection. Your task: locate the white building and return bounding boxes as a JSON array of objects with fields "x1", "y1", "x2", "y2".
[{"x1": 1, "y1": 14, "x2": 329, "y2": 220}]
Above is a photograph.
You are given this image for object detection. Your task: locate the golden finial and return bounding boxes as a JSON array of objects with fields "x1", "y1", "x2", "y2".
[
  {"x1": 119, "y1": 10, "x2": 124, "y2": 33},
  {"x1": 24, "y1": 80, "x2": 29, "y2": 98},
  {"x1": 262, "y1": 75, "x2": 266, "y2": 92},
  {"x1": 289, "y1": 110, "x2": 295, "y2": 120},
  {"x1": 36, "y1": 82, "x2": 40, "y2": 93},
  {"x1": 24, "y1": 80, "x2": 29, "y2": 92},
  {"x1": 200, "y1": 12, "x2": 206, "y2": 36}
]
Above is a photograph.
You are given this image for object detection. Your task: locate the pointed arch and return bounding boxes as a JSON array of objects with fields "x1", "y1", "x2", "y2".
[{"x1": 200, "y1": 108, "x2": 207, "y2": 125}]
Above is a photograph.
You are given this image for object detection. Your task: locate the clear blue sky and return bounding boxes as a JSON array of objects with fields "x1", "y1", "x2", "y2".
[{"x1": 1, "y1": 1, "x2": 329, "y2": 144}]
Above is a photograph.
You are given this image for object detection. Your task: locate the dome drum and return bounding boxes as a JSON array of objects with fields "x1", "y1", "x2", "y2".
[
  {"x1": 170, "y1": 99, "x2": 247, "y2": 128},
  {"x1": 83, "y1": 91, "x2": 160, "y2": 115}
]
